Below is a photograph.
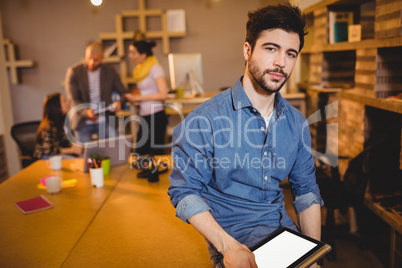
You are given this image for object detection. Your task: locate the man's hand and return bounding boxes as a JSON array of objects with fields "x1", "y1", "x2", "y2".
[
  {"x1": 222, "y1": 242, "x2": 258, "y2": 268},
  {"x1": 71, "y1": 143, "x2": 83, "y2": 156},
  {"x1": 112, "y1": 102, "x2": 121, "y2": 112},
  {"x1": 87, "y1": 108, "x2": 99, "y2": 121},
  {"x1": 188, "y1": 211, "x2": 258, "y2": 268}
]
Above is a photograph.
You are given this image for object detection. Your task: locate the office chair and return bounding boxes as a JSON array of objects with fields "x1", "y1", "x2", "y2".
[
  {"x1": 10, "y1": 121, "x2": 41, "y2": 168},
  {"x1": 315, "y1": 147, "x2": 373, "y2": 261}
]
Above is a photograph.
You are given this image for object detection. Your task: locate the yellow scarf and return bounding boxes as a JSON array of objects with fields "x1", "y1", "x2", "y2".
[{"x1": 133, "y1": 55, "x2": 158, "y2": 84}]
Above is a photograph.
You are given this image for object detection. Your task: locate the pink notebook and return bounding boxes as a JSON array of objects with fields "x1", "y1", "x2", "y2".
[{"x1": 15, "y1": 195, "x2": 53, "y2": 214}]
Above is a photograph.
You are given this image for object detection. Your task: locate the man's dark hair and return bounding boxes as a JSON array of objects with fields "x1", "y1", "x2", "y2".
[{"x1": 246, "y1": 3, "x2": 307, "y2": 52}]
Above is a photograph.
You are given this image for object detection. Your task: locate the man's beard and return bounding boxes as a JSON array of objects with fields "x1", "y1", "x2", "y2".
[
  {"x1": 248, "y1": 59, "x2": 289, "y2": 93},
  {"x1": 89, "y1": 64, "x2": 101, "y2": 72}
]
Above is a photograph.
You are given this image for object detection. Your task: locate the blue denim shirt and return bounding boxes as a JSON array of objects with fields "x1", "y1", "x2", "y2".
[{"x1": 168, "y1": 77, "x2": 323, "y2": 247}]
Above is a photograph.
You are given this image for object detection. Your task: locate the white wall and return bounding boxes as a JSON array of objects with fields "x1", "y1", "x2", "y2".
[
  {"x1": 0, "y1": 9, "x2": 20, "y2": 176},
  {"x1": 0, "y1": 0, "x2": 316, "y2": 176},
  {"x1": 1, "y1": 0, "x2": 276, "y2": 124},
  {"x1": 1, "y1": 0, "x2": 317, "y2": 125},
  {"x1": 298, "y1": 0, "x2": 322, "y2": 10}
]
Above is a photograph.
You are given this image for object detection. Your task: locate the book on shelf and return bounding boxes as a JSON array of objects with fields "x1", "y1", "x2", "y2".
[
  {"x1": 348, "y1": 24, "x2": 362, "y2": 42},
  {"x1": 328, "y1": 11, "x2": 354, "y2": 44}
]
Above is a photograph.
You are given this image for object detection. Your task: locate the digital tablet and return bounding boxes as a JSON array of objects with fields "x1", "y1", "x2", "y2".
[
  {"x1": 249, "y1": 227, "x2": 331, "y2": 268},
  {"x1": 93, "y1": 103, "x2": 116, "y2": 115}
]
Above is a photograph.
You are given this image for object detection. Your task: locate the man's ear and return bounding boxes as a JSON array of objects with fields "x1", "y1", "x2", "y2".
[{"x1": 243, "y1": 42, "x2": 252, "y2": 61}]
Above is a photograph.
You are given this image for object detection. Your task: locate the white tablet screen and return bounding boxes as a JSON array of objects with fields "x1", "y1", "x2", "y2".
[{"x1": 253, "y1": 230, "x2": 317, "y2": 267}]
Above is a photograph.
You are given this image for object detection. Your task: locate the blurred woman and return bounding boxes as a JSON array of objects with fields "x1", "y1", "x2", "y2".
[
  {"x1": 33, "y1": 93, "x2": 82, "y2": 160},
  {"x1": 125, "y1": 39, "x2": 168, "y2": 155}
]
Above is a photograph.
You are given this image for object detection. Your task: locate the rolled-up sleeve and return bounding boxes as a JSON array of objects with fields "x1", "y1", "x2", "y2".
[
  {"x1": 176, "y1": 194, "x2": 212, "y2": 223},
  {"x1": 167, "y1": 110, "x2": 214, "y2": 222},
  {"x1": 289, "y1": 118, "x2": 324, "y2": 214},
  {"x1": 293, "y1": 192, "x2": 323, "y2": 214}
]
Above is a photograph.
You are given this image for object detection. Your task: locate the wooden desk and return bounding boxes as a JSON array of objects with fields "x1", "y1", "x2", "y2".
[
  {"x1": 117, "y1": 91, "x2": 306, "y2": 146},
  {"x1": 365, "y1": 195, "x2": 402, "y2": 268},
  {"x1": 61, "y1": 156, "x2": 210, "y2": 267},
  {"x1": 164, "y1": 91, "x2": 306, "y2": 137},
  {"x1": 164, "y1": 91, "x2": 306, "y2": 116},
  {"x1": 118, "y1": 91, "x2": 306, "y2": 117},
  {"x1": 0, "y1": 157, "x2": 210, "y2": 268},
  {"x1": 0, "y1": 159, "x2": 127, "y2": 267}
]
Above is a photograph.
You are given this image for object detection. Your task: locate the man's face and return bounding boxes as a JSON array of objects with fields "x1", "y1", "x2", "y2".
[
  {"x1": 85, "y1": 47, "x2": 104, "y2": 72},
  {"x1": 246, "y1": 29, "x2": 300, "y2": 93}
]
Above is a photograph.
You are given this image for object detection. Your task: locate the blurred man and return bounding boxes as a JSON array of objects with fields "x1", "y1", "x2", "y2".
[{"x1": 65, "y1": 42, "x2": 126, "y2": 143}]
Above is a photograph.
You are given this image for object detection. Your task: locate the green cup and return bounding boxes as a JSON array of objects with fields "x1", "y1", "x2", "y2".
[
  {"x1": 176, "y1": 87, "x2": 184, "y2": 99},
  {"x1": 102, "y1": 158, "x2": 111, "y2": 175}
]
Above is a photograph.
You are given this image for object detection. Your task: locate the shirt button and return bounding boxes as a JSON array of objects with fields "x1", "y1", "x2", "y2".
[
  {"x1": 264, "y1": 152, "x2": 267, "y2": 156},
  {"x1": 260, "y1": 127, "x2": 264, "y2": 131},
  {"x1": 264, "y1": 176, "x2": 268, "y2": 180},
  {"x1": 253, "y1": 109, "x2": 256, "y2": 113}
]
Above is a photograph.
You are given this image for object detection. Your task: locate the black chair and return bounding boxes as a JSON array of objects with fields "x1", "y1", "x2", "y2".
[
  {"x1": 10, "y1": 121, "x2": 41, "y2": 168},
  {"x1": 315, "y1": 147, "x2": 373, "y2": 261}
]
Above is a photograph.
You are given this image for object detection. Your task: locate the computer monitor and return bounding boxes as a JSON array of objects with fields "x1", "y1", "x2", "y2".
[{"x1": 168, "y1": 53, "x2": 204, "y2": 96}]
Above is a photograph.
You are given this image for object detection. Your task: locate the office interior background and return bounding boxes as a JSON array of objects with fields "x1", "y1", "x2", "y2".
[
  {"x1": 0, "y1": 0, "x2": 321, "y2": 176},
  {"x1": 1, "y1": 0, "x2": 401, "y2": 267}
]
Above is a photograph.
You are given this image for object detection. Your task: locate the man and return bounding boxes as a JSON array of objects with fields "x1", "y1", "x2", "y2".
[
  {"x1": 65, "y1": 42, "x2": 127, "y2": 143},
  {"x1": 168, "y1": 4, "x2": 323, "y2": 268}
]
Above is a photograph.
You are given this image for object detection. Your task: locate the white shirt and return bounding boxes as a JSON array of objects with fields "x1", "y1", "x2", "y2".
[
  {"x1": 87, "y1": 68, "x2": 105, "y2": 124},
  {"x1": 263, "y1": 111, "x2": 274, "y2": 130},
  {"x1": 137, "y1": 64, "x2": 165, "y2": 116}
]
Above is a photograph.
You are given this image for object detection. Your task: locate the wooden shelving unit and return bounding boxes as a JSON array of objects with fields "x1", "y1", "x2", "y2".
[
  {"x1": 341, "y1": 90, "x2": 402, "y2": 114},
  {"x1": 303, "y1": 35, "x2": 402, "y2": 53},
  {"x1": 301, "y1": 2, "x2": 402, "y2": 267},
  {"x1": 301, "y1": 0, "x2": 402, "y2": 173},
  {"x1": 301, "y1": 0, "x2": 402, "y2": 151},
  {"x1": 98, "y1": 0, "x2": 186, "y2": 88},
  {"x1": 302, "y1": 0, "x2": 402, "y2": 98}
]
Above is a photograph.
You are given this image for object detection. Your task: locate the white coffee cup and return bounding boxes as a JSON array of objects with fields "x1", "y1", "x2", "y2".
[
  {"x1": 46, "y1": 176, "x2": 64, "y2": 194},
  {"x1": 47, "y1": 155, "x2": 62, "y2": 170},
  {"x1": 90, "y1": 167, "x2": 104, "y2": 187}
]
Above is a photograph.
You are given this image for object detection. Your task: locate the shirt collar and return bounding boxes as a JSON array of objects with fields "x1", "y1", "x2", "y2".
[
  {"x1": 274, "y1": 91, "x2": 287, "y2": 118},
  {"x1": 231, "y1": 76, "x2": 288, "y2": 117},
  {"x1": 232, "y1": 77, "x2": 253, "y2": 110}
]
